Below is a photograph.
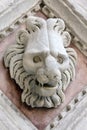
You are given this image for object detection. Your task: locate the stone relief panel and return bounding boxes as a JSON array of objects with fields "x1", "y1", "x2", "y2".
[{"x1": 4, "y1": 16, "x2": 77, "y2": 108}]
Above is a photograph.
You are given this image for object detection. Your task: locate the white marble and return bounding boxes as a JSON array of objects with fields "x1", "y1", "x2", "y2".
[
  {"x1": 0, "y1": 0, "x2": 40, "y2": 31},
  {"x1": 51, "y1": 88, "x2": 87, "y2": 130},
  {"x1": 43, "y1": 0, "x2": 87, "y2": 56},
  {"x1": 4, "y1": 16, "x2": 77, "y2": 108},
  {"x1": 0, "y1": 90, "x2": 37, "y2": 130}
]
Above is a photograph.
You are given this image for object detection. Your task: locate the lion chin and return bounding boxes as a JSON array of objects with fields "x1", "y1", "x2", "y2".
[{"x1": 4, "y1": 16, "x2": 77, "y2": 108}]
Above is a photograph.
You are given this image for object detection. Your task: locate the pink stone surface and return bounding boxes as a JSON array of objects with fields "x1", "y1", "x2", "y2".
[{"x1": 0, "y1": 12, "x2": 87, "y2": 130}]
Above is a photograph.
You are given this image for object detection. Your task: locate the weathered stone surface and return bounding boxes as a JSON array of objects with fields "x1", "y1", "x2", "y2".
[
  {"x1": 66, "y1": 0, "x2": 87, "y2": 24},
  {"x1": 0, "y1": 6, "x2": 87, "y2": 129},
  {"x1": 0, "y1": 0, "x2": 14, "y2": 13},
  {"x1": 4, "y1": 16, "x2": 77, "y2": 108},
  {"x1": 0, "y1": 90, "x2": 37, "y2": 130},
  {"x1": 43, "y1": 0, "x2": 87, "y2": 56},
  {"x1": 0, "y1": 24, "x2": 87, "y2": 129},
  {"x1": 0, "y1": 0, "x2": 41, "y2": 31},
  {"x1": 48, "y1": 87, "x2": 87, "y2": 130}
]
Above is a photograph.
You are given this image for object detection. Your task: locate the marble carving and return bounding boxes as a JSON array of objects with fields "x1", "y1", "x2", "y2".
[{"x1": 4, "y1": 16, "x2": 77, "y2": 108}]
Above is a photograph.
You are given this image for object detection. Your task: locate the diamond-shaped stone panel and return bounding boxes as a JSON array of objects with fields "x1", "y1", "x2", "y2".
[{"x1": 0, "y1": 12, "x2": 87, "y2": 130}]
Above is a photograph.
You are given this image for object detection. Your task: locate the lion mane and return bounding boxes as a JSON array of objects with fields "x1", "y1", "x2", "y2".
[{"x1": 4, "y1": 16, "x2": 77, "y2": 108}]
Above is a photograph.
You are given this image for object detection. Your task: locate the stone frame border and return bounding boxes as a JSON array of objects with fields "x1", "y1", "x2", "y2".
[
  {"x1": 0, "y1": 0, "x2": 41, "y2": 31},
  {"x1": 0, "y1": 0, "x2": 41, "y2": 41},
  {"x1": 1, "y1": 86, "x2": 87, "y2": 130},
  {"x1": 45, "y1": 86, "x2": 87, "y2": 130},
  {"x1": 0, "y1": 90, "x2": 38, "y2": 130}
]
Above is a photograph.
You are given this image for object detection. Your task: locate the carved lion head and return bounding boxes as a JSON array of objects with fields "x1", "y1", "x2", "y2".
[{"x1": 4, "y1": 16, "x2": 77, "y2": 108}]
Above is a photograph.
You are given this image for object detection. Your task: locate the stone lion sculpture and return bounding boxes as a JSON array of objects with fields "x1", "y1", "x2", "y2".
[{"x1": 4, "y1": 16, "x2": 77, "y2": 108}]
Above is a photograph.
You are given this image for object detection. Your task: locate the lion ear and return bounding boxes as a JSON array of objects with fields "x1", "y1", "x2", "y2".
[
  {"x1": 62, "y1": 31, "x2": 71, "y2": 47},
  {"x1": 16, "y1": 29, "x2": 29, "y2": 44}
]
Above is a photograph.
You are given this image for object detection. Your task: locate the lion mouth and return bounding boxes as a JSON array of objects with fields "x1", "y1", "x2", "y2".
[
  {"x1": 35, "y1": 80, "x2": 56, "y2": 88},
  {"x1": 33, "y1": 80, "x2": 57, "y2": 97}
]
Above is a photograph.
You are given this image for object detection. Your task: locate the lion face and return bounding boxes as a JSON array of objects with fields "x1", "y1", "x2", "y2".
[{"x1": 4, "y1": 16, "x2": 77, "y2": 108}]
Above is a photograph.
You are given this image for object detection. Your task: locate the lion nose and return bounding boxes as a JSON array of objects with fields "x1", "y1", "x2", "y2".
[
  {"x1": 45, "y1": 55, "x2": 58, "y2": 70},
  {"x1": 45, "y1": 55, "x2": 61, "y2": 80},
  {"x1": 36, "y1": 68, "x2": 49, "y2": 84}
]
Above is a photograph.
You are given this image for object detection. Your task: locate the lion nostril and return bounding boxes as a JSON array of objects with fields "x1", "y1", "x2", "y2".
[
  {"x1": 46, "y1": 75, "x2": 49, "y2": 78},
  {"x1": 46, "y1": 73, "x2": 61, "y2": 80},
  {"x1": 46, "y1": 68, "x2": 61, "y2": 80}
]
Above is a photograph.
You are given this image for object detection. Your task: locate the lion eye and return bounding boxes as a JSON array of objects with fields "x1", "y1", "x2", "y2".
[
  {"x1": 57, "y1": 55, "x2": 64, "y2": 64},
  {"x1": 33, "y1": 56, "x2": 42, "y2": 63}
]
